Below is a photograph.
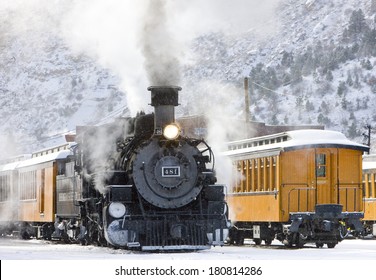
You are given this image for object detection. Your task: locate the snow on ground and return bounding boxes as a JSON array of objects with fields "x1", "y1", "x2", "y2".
[
  {"x1": 1, "y1": 238, "x2": 375, "y2": 280},
  {"x1": 0, "y1": 237, "x2": 375, "y2": 260}
]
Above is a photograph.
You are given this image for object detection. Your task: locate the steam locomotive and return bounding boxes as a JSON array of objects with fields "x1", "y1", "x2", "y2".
[{"x1": 0, "y1": 86, "x2": 229, "y2": 251}]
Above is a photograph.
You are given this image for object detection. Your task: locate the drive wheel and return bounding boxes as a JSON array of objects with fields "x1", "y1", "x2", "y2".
[
  {"x1": 236, "y1": 236, "x2": 245, "y2": 245},
  {"x1": 315, "y1": 242, "x2": 324, "y2": 248},
  {"x1": 253, "y1": 238, "x2": 261, "y2": 245},
  {"x1": 296, "y1": 233, "x2": 307, "y2": 248},
  {"x1": 264, "y1": 238, "x2": 273, "y2": 246}
]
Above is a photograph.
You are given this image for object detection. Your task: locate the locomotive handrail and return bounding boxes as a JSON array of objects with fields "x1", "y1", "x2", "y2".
[{"x1": 197, "y1": 138, "x2": 215, "y2": 171}]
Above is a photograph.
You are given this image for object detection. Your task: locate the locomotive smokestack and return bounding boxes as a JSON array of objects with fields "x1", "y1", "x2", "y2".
[{"x1": 148, "y1": 86, "x2": 181, "y2": 136}]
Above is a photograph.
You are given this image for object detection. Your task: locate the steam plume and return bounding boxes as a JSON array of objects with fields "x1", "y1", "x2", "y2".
[
  {"x1": 140, "y1": 0, "x2": 181, "y2": 86},
  {"x1": 1, "y1": 0, "x2": 281, "y2": 192}
]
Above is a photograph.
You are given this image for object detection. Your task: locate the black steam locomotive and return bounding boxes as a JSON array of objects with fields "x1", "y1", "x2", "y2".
[{"x1": 54, "y1": 86, "x2": 229, "y2": 250}]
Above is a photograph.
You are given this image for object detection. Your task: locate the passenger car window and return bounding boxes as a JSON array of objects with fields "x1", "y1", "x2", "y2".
[{"x1": 316, "y1": 154, "x2": 326, "y2": 177}]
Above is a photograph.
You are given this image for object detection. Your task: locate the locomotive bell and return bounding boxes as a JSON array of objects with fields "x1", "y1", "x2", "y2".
[{"x1": 148, "y1": 86, "x2": 181, "y2": 137}]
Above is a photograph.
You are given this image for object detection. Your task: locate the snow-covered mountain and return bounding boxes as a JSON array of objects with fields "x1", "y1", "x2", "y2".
[
  {"x1": 1, "y1": 0, "x2": 376, "y2": 159},
  {"x1": 180, "y1": 0, "x2": 376, "y2": 151}
]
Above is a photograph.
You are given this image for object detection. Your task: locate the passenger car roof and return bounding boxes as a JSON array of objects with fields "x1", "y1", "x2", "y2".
[{"x1": 224, "y1": 129, "x2": 369, "y2": 157}]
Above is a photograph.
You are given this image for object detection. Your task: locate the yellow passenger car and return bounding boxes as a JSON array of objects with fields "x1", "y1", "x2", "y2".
[
  {"x1": 362, "y1": 154, "x2": 376, "y2": 236},
  {"x1": 0, "y1": 147, "x2": 71, "y2": 239},
  {"x1": 0, "y1": 162, "x2": 20, "y2": 224},
  {"x1": 0, "y1": 155, "x2": 31, "y2": 233},
  {"x1": 224, "y1": 129, "x2": 368, "y2": 248},
  {"x1": 16, "y1": 149, "x2": 71, "y2": 238}
]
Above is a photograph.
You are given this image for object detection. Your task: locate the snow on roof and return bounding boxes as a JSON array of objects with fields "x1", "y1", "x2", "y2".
[
  {"x1": 16, "y1": 150, "x2": 72, "y2": 169},
  {"x1": 0, "y1": 154, "x2": 32, "y2": 172},
  {"x1": 224, "y1": 129, "x2": 369, "y2": 156},
  {"x1": 362, "y1": 161, "x2": 376, "y2": 170},
  {"x1": 363, "y1": 154, "x2": 376, "y2": 170},
  {"x1": 0, "y1": 161, "x2": 21, "y2": 172},
  {"x1": 282, "y1": 129, "x2": 368, "y2": 149}
]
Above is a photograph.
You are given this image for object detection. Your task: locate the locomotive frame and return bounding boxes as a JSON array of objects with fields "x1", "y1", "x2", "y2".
[{"x1": 224, "y1": 129, "x2": 369, "y2": 248}]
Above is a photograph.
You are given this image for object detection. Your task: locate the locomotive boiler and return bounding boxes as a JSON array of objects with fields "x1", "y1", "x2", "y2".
[{"x1": 54, "y1": 86, "x2": 229, "y2": 250}]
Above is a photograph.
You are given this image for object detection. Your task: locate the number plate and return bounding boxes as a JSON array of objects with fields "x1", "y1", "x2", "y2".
[{"x1": 162, "y1": 166, "x2": 180, "y2": 177}]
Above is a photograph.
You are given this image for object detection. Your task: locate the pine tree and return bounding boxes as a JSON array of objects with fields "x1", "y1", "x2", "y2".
[
  {"x1": 346, "y1": 71, "x2": 353, "y2": 86},
  {"x1": 337, "y1": 81, "x2": 347, "y2": 96},
  {"x1": 362, "y1": 28, "x2": 376, "y2": 56},
  {"x1": 325, "y1": 70, "x2": 333, "y2": 82},
  {"x1": 347, "y1": 121, "x2": 358, "y2": 138},
  {"x1": 305, "y1": 100, "x2": 315, "y2": 112},
  {"x1": 281, "y1": 51, "x2": 293, "y2": 67},
  {"x1": 361, "y1": 59, "x2": 373, "y2": 70},
  {"x1": 319, "y1": 101, "x2": 330, "y2": 114},
  {"x1": 341, "y1": 95, "x2": 348, "y2": 109},
  {"x1": 346, "y1": 9, "x2": 368, "y2": 43}
]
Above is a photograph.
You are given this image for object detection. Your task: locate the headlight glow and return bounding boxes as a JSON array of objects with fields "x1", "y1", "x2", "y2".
[
  {"x1": 163, "y1": 123, "x2": 180, "y2": 140},
  {"x1": 108, "y1": 202, "x2": 126, "y2": 218}
]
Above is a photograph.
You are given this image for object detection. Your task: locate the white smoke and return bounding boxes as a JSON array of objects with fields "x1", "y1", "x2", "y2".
[
  {"x1": 0, "y1": 160, "x2": 23, "y2": 226},
  {"x1": 187, "y1": 81, "x2": 255, "y2": 186},
  {"x1": 0, "y1": 197, "x2": 18, "y2": 226},
  {"x1": 60, "y1": 0, "x2": 150, "y2": 115},
  {"x1": 58, "y1": 0, "x2": 281, "y2": 114},
  {"x1": 140, "y1": 0, "x2": 182, "y2": 86},
  {"x1": 1, "y1": 0, "x2": 281, "y2": 115},
  {"x1": 0, "y1": 134, "x2": 21, "y2": 160},
  {"x1": 0, "y1": 1, "x2": 61, "y2": 34},
  {"x1": 79, "y1": 123, "x2": 128, "y2": 194},
  {"x1": 1, "y1": 0, "x2": 281, "y2": 190},
  {"x1": 168, "y1": 0, "x2": 280, "y2": 39}
]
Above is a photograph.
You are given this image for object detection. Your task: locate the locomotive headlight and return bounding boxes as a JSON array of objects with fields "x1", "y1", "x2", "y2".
[
  {"x1": 108, "y1": 202, "x2": 126, "y2": 218},
  {"x1": 163, "y1": 123, "x2": 180, "y2": 140}
]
